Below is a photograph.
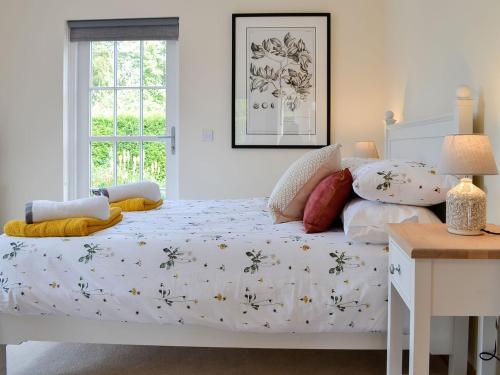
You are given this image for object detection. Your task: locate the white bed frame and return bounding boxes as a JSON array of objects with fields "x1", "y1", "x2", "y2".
[{"x1": 0, "y1": 86, "x2": 475, "y2": 374}]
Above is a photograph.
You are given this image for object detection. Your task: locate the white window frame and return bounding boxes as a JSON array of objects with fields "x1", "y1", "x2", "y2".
[{"x1": 64, "y1": 39, "x2": 179, "y2": 200}]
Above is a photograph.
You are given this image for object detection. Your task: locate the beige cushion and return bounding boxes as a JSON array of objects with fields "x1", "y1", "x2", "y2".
[{"x1": 268, "y1": 145, "x2": 342, "y2": 223}]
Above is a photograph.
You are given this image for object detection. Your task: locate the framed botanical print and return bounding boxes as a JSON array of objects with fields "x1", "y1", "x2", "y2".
[{"x1": 232, "y1": 13, "x2": 331, "y2": 148}]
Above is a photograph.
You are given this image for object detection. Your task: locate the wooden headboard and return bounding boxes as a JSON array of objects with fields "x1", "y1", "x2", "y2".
[{"x1": 384, "y1": 86, "x2": 473, "y2": 165}]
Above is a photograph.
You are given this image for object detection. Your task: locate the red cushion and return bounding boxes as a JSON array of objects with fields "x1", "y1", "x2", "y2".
[{"x1": 303, "y1": 169, "x2": 353, "y2": 233}]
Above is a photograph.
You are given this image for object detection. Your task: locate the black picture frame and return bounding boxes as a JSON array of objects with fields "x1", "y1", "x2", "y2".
[{"x1": 232, "y1": 13, "x2": 331, "y2": 149}]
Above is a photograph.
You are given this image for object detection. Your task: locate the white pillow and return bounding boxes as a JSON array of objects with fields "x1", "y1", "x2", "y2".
[
  {"x1": 342, "y1": 198, "x2": 442, "y2": 244},
  {"x1": 268, "y1": 145, "x2": 342, "y2": 223},
  {"x1": 352, "y1": 159, "x2": 458, "y2": 206},
  {"x1": 341, "y1": 156, "x2": 377, "y2": 175}
]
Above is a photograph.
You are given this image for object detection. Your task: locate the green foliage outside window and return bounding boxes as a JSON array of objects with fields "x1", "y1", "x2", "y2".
[
  {"x1": 91, "y1": 115, "x2": 166, "y2": 188},
  {"x1": 90, "y1": 41, "x2": 168, "y2": 193}
]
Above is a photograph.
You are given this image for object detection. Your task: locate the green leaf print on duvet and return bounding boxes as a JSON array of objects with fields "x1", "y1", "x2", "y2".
[
  {"x1": 243, "y1": 250, "x2": 280, "y2": 274},
  {"x1": 2, "y1": 242, "x2": 27, "y2": 260},
  {"x1": 159, "y1": 246, "x2": 196, "y2": 270},
  {"x1": 329, "y1": 251, "x2": 364, "y2": 275},
  {"x1": 78, "y1": 243, "x2": 103, "y2": 264},
  {"x1": 244, "y1": 250, "x2": 267, "y2": 274},
  {"x1": 327, "y1": 289, "x2": 369, "y2": 313}
]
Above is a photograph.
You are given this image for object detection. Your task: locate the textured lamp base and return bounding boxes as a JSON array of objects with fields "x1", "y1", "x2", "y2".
[
  {"x1": 447, "y1": 227, "x2": 483, "y2": 236},
  {"x1": 446, "y1": 178, "x2": 486, "y2": 236}
]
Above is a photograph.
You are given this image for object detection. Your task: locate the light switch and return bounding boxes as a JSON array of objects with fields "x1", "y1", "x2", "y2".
[{"x1": 202, "y1": 129, "x2": 214, "y2": 142}]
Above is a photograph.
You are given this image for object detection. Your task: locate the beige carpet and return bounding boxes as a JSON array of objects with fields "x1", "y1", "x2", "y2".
[{"x1": 7, "y1": 342, "x2": 450, "y2": 374}]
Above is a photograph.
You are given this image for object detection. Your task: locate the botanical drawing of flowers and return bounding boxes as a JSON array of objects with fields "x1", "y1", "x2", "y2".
[{"x1": 249, "y1": 32, "x2": 313, "y2": 111}]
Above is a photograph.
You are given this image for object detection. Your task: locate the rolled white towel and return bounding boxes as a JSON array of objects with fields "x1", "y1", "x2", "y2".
[
  {"x1": 92, "y1": 181, "x2": 161, "y2": 203},
  {"x1": 25, "y1": 196, "x2": 110, "y2": 224}
]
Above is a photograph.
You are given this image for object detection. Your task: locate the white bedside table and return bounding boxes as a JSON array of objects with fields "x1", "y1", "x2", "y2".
[{"x1": 386, "y1": 223, "x2": 500, "y2": 375}]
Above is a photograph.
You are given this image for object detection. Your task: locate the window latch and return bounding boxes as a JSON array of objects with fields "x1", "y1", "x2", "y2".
[{"x1": 157, "y1": 126, "x2": 175, "y2": 155}]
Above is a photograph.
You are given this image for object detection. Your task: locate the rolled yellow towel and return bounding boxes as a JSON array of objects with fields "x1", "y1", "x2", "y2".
[
  {"x1": 110, "y1": 198, "x2": 163, "y2": 212},
  {"x1": 4, "y1": 207, "x2": 123, "y2": 237}
]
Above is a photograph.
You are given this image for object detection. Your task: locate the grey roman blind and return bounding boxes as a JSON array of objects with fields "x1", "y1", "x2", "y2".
[{"x1": 68, "y1": 18, "x2": 179, "y2": 41}]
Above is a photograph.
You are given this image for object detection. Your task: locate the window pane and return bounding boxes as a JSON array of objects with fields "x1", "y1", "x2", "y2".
[
  {"x1": 143, "y1": 89, "x2": 166, "y2": 135},
  {"x1": 143, "y1": 41, "x2": 166, "y2": 86},
  {"x1": 117, "y1": 89, "x2": 140, "y2": 135},
  {"x1": 117, "y1": 41, "x2": 140, "y2": 87},
  {"x1": 143, "y1": 141, "x2": 166, "y2": 189},
  {"x1": 91, "y1": 41, "x2": 114, "y2": 87},
  {"x1": 117, "y1": 142, "x2": 140, "y2": 184},
  {"x1": 91, "y1": 90, "x2": 114, "y2": 136},
  {"x1": 91, "y1": 142, "x2": 114, "y2": 188}
]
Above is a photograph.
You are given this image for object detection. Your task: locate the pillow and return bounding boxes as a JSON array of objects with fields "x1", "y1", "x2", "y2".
[
  {"x1": 268, "y1": 144, "x2": 342, "y2": 223},
  {"x1": 303, "y1": 169, "x2": 353, "y2": 233},
  {"x1": 352, "y1": 159, "x2": 458, "y2": 206},
  {"x1": 341, "y1": 156, "x2": 377, "y2": 175},
  {"x1": 342, "y1": 198, "x2": 442, "y2": 244}
]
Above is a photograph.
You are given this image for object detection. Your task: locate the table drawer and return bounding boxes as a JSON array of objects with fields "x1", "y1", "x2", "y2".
[{"x1": 389, "y1": 239, "x2": 412, "y2": 302}]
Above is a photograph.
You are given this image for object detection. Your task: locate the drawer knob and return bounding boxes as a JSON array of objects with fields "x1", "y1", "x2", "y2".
[{"x1": 389, "y1": 264, "x2": 401, "y2": 275}]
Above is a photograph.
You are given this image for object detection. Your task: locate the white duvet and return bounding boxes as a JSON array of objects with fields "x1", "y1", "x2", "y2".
[{"x1": 0, "y1": 198, "x2": 388, "y2": 333}]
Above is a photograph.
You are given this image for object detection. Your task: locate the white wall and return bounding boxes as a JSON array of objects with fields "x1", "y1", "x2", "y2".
[
  {"x1": 384, "y1": 0, "x2": 500, "y2": 222},
  {"x1": 0, "y1": 0, "x2": 387, "y2": 225}
]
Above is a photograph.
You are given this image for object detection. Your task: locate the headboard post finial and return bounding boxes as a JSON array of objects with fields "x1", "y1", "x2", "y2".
[
  {"x1": 385, "y1": 110, "x2": 396, "y2": 126},
  {"x1": 455, "y1": 85, "x2": 473, "y2": 134}
]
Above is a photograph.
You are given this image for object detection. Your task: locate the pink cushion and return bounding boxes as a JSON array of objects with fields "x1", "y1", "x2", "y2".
[{"x1": 303, "y1": 169, "x2": 353, "y2": 233}]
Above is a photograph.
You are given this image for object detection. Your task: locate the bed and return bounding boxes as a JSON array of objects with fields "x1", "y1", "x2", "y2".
[
  {"x1": 0, "y1": 86, "x2": 474, "y2": 372},
  {"x1": 0, "y1": 198, "x2": 388, "y2": 334}
]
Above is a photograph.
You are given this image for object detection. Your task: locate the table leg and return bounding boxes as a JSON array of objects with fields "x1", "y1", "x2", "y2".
[
  {"x1": 387, "y1": 283, "x2": 405, "y2": 375},
  {"x1": 448, "y1": 316, "x2": 469, "y2": 375},
  {"x1": 476, "y1": 316, "x2": 498, "y2": 375},
  {"x1": 409, "y1": 260, "x2": 432, "y2": 375}
]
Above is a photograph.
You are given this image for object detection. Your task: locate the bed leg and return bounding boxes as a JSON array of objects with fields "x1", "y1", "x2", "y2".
[{"x1": 0, "y1": 344, "x2": 5, "y2": 375}]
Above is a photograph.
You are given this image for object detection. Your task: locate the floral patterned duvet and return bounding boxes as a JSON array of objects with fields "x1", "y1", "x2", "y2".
[{"x1": 0, "y1": 198, "x2": 388, "y2": 333}]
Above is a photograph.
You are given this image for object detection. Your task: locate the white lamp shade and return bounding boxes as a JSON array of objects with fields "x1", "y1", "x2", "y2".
[
  {"x1": 354, "y1": 141, "x2": 379, "y2": 159},
  {"x1": 437, "y1": 134, "x2": 498, "y2": 175}
]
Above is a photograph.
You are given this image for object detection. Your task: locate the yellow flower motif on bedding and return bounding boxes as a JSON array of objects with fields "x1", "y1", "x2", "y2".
[
  {"x1": 301, "y1": 244, "x2": 310, "y2": 251},
  {"x1": 218, "y1": 243, "x2": 228, "y2": 250},
  {"x1": 300, "y1": 296, "x2": 312, "y2": 304},
  {"x1": 214, "y1": 293, "x2": 226, "y2": 301},
  {"x1": 138, "y1": 241, "x2": 147, "y2": 246},
  {"x1": 382, "y1": 246, "x2": 389, "y2": 252},
  {"x1": 129, "y1": 288, "x2": 140, "y2": 296},
  {"x1": 429, "y1": 169, "x2": 436, "y2": 175},
  {"x1": 49, "y1": 281, "x2": 59, "y2": 289}
]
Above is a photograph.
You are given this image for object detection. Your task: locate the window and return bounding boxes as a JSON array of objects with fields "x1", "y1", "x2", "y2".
[{"x1": 66, "y1": 18, "x2": 179, "y2": 200}]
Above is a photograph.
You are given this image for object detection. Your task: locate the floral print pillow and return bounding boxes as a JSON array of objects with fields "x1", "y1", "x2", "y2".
[{"x1": 352, "y1": 160, "x2": 458, "y2": 206}]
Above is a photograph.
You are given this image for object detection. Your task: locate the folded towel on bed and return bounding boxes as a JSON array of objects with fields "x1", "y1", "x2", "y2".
[
  {"x1": 4, "y1": 207, "x2": 122, "y2": 237},
  {"x1": 25, "y1": 196, "x2": 110, "y2": 224},
  {"x1": 93, "y1": 181, "x2": 161, "y2": 203},
  {"x1": 110, "y1": 198, "x2": 163, "y2": 212}
]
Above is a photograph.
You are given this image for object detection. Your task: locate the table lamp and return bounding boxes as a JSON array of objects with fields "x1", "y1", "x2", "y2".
[
  {"x1": 437, "y1": 134, "x2": 498, "y2": 235},
  {"x1": 354, "y1": 141, "x2": 379, "y2": 159}
]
